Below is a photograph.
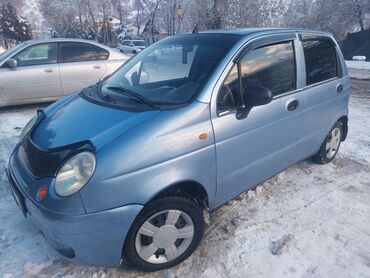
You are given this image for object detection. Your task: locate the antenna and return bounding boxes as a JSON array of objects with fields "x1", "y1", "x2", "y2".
[{"x1": 192, "y1": 22, "x2": 199, "y2": 33}]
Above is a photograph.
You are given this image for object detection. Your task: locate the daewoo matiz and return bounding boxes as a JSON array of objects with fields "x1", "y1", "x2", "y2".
[{"x1": 7, "y1": 28, "x2": 349, "y2": 271}]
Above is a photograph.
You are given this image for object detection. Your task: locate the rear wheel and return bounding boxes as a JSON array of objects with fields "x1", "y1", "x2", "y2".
[
  {"x1": 123, "y1": 196, "x2": 204, "y2": 271},
  {"x1": 313, "y1": 121, "x2": 343, "y2": 164}
]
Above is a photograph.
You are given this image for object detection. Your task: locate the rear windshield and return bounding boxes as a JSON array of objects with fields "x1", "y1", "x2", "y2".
[{"x1": 83, "y1": 33, "x2": 241, "y2": 111}]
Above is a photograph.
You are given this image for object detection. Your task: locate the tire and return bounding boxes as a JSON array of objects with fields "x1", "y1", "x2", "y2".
[
  {"x1": 132, "y1": 50, "x2": 137, "y2": 54},
  {"x1": 123, "y1": 196, "x2": 204, "y2": 271},
  {"x1": 312, "y1": 121, "x2": 343, "y2": 164}
]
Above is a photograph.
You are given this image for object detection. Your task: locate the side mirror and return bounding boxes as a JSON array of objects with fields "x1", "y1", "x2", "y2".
[
  {"x1": 236, "y1": 86, "x2": 273, "y2": 120},
  {"x1": 6, "y1": 58, "x2": 17, "y2": 68},
  {"x1": 246, "y1": 85, "x2": 273, "y2": 107}
]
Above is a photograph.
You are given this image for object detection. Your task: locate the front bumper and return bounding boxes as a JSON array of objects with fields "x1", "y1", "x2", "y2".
[{"x1": 6, "y1": 152, "x2": 143, "y2": 266}]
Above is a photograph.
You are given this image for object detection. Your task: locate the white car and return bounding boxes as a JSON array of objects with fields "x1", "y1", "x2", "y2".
[
  {"x1": 119, "y1": 40, "x2": 147, "y2": 54},
  {"x1": 0, "y1": 38, "x2": 129, "y2": 107}
]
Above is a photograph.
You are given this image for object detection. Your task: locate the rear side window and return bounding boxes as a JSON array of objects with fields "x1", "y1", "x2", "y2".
[
  {"x1": 302, "y1": 39, "x2": 337, "y2": 85},
  {"x1": 60, "y1": 42, "x2": 109, "y2": 63},
  {"x1": 240, "y1": 41, "x2": 296, "y2": 97}
]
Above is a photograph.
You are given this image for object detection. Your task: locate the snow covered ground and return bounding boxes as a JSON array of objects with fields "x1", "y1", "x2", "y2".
[
  {"x1": 0, "y1": 80, "x2": 369, "y2": 278},
  {"x1": 0, "y1": 46, "x2": 5, "y2": 55},
  {"x1": 346, "y1": 60, "x2": 370, "y2": 80}
]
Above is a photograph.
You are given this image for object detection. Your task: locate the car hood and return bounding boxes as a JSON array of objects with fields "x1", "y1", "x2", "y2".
[{"x1": 32, "y1": 93, "x2": 159, "y2": 150}]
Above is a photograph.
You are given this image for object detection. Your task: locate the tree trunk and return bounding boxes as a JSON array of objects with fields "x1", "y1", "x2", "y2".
[
  {"x1": 77, "y1": 1, "x2": 82, "y2": 24},
  {"x1": 87, "y1": 0, "x2": 96, "y2": 28},
  {"x1": 151, "y1": 0, "x2": 159, "y2": 43},
  {"x1": 172, "y1": 0, "x2": 176, "y2": 35},
  {"x1": 355, "y1": 0, "x2": 365, "y2": 31},
  {"x1": 118, "y1": 2, "x2": 123, "y2": 24}
]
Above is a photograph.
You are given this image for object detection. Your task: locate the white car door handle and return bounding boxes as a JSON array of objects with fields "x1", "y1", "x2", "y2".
[
  {"x1": 93, "y1": 65, "x2": 100, "y2": 69},
  {"x1": 44, "y1": 68, "x2": 54, "y2": 73}
]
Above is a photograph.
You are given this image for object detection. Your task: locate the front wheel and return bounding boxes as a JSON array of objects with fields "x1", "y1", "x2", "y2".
[
  {"x1": 123, "y1": 196, "x2": 204, "y2": 271},
  {"x1": 313, "y1": 121, "x2": 343, "y2": 164}
]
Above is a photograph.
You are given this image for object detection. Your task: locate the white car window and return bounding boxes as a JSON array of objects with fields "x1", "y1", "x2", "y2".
[
  {"x1": 60, "y1": 42, "x2": 109, "y2": 62},
  {"x1": 14, "y1": 43, "x2": 58, "y2": 66},
  {"x1": 133, "y1": 41, "x2": 146, "y2": 47}
]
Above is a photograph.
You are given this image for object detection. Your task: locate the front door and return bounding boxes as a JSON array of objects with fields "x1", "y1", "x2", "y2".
[
  {"x1": 0, "y1": 43, "x2": 62, "y2": 103},
  {"x1": 211, "y1": 36, "x2": 305, "y2": 205}
]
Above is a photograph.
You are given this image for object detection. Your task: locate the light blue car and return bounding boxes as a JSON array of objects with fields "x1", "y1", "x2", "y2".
[{"x1": 7, "y1": 28, "x2": 349, "y2": 271}]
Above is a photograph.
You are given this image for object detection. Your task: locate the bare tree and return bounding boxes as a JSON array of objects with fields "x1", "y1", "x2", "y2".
[
  {"x1": 206, "y1": 0, "x2": 225, "y2": 29},
  {"x1": 353, "y1": 0, "x2": 366, "y2": 31},
  {"x1": 133, "y1": 0, "x2": 145, "y2": 36},
  {"x1": 110, "y1": 0, "x2": 124, "y2": 24},
  {"x1": 86, "y1": 0, "x2": 97, "y2": 28},
  {"x1": 142, "y1": 0, "x2": 161, "y2": 42},
  {"x1": 98, "y1": 0, "x2": 111, "y2": 44}
]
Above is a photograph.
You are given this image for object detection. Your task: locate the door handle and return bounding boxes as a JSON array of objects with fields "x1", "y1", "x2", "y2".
[
  {"x1": 336, "y1": 84, "x2": 343, "y2": 93},
  {"x1": 287, "y1": 100, "x2": 299, "y2": 111},
  {"x1": 93, "y1": 65, "x2": 100, "y2": 69},
  {"x1": 44, "y1": 68, "x2": 54, "y2": 73}
]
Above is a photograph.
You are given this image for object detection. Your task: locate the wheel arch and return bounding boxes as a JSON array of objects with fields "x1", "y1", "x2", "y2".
[
  {"x1": 148, "y1": 180, "x2": 209, "y2": 210},
  {"x1": 337, "y1": 115, "x2": 348, "y2": 141}
]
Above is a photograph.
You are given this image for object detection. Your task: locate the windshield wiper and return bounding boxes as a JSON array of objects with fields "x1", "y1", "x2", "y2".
[{"x1": 107, "y1": 86, "x2": 157, "y2": 109}]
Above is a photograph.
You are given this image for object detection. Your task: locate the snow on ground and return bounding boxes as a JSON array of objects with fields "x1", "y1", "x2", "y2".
[
  {"x1": 0, "y1": 47, "x2": 5, "y2": 55},
  {"x1": 346, "y1": 60, "x2": 370, "y2": 80},
  {"x1": 0, "y1": 80, "x2": 369, "y2": 278}
]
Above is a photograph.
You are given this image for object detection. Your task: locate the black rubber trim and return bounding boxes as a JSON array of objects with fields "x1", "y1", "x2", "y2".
[
  {"x1": 18, "y1": 138, "x2": 94, "y2": 179},
  {"x1": 18, "y1": 110, "x2": 95, "y2": 179},
  {"x1": 233, "y1": 33, "x2": 296, "y2": 63}
]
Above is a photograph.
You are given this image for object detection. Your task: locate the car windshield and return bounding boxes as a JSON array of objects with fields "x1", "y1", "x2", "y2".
[
  {"x1": 88, "y1": 34, "x2": 240, "y2": 109},
  {"x1": 133, "y1": 40, "x2": 146, "y2": 47},
  {"x1": 0, "y1": 42, "x2": 28, "y2": 64}
]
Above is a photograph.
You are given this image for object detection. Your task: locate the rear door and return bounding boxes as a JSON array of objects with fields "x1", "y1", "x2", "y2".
[
  {"x1": 297, "y1": 34, "x2": 347, "y2": 157},
  {"x1": 59, "y1": 42, "x2": 108, "y2": 95},
  {"x1": 211, "y1": 34, "x2": 306, "y2": 205},
  {"x1": 0, "y1": 43, "x2": 62, "y2": 103}
]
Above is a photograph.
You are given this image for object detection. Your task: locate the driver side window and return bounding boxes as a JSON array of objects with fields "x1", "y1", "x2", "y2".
[
  {"x1": 217, "y1": 64, "x2": 241, "y2": 114},
  {"x1": 13, "y1": 43, "x2": 57, "y2": 67}
]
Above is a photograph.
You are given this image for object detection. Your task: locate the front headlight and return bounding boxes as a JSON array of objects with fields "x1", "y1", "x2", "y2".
[
  {"x1": 55, "y1": 152, "x2": 96, "y2": 197},
  {"x1": 20, "y1": 114, "x2": 38, "y2": 140}
]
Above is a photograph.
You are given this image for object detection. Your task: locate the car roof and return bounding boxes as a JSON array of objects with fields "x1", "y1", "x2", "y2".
[
  {"x1": 198, "y1": 27, "x2": 332, "y2": 38},
  {"x1": 23, "y1": 38, "x2": 110, "y2": 48}
]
